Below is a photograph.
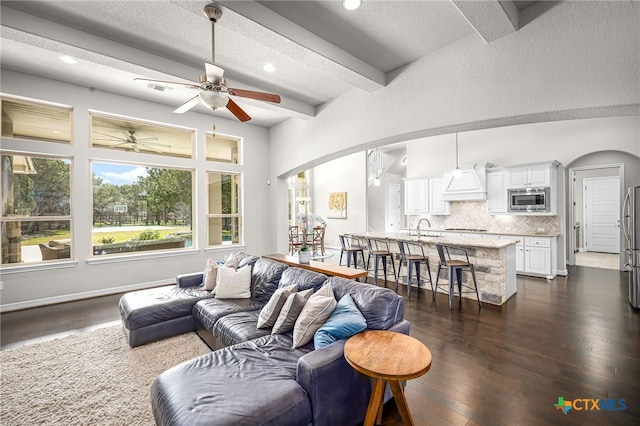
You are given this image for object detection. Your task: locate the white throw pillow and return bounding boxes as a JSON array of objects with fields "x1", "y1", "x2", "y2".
[
  {"x1": 292, "y1": 284, "x2": 336, "y2": 348},
  {"x1": 202, "y1": 257, "x2": 218, "y2": 291},
  {"x1": 215, "y1": 265, "x2": 251, "y2": 299}
]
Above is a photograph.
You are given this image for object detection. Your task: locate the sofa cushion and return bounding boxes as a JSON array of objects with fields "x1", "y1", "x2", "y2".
[
  {"x1": 278, "y1": 267, "x2": 327, "y2": 292},
  {"x1": 292, "y1": 284, "x2": 337, "y2": 348},
  {"x1": 215, "y1": 265, "x2": 252, "y2": 299},
  {"x1": 257, "y1": 284, "x2": 298, "y2": 329},
  {"x1": 193, "y1": 298, "x2": 265, "y2": 332},
  {"x1": 314, "y1": 293, "x2": 367, "y2": 349},
  {"x1": 120, "y1": 285, "x2": 213, "y2": 330},
  {"x1": 251, "y1": 258, "x2": 290, "y2": 304},
  {"x1": 325, "y1": 276, "x2": 405, "y2": 330},
  {"x1": 214, "y1": 311, "x2": 271, "y2": 347},
  {"x1": 151, "y1": 334, "x2": 312, "y2": 426},
  {"x1": 272, "y1": 289, "x2": 314, "y2": 334}
]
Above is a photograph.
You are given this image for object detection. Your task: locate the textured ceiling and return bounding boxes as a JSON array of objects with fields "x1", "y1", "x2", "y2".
[{"x1": 0, "y1": 0, "x2": 540, "y2": 128}]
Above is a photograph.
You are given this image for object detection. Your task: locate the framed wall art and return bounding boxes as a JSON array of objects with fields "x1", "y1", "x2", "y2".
[{"x1": 327, "y1": 192, "x2": 347, "y2": 219}]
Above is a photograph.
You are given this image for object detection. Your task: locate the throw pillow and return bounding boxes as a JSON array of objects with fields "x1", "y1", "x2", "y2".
[
  {"x1": 202, "y1": 257, "x2": 219, "y2": 291},
  {"x1": 314, "y1": 293, "x2": 367, "y2": 349},
  {"x1": 257, "y1": 284, "x2": 298, "y2": 329},
  {"x1": 292, "y1": 284, "x2": 337, "y2": 348},
  {"x1": 215, "y1": 265, "x2": 251, "y2": 299},
  {"x1": 272, "y1": 289, "x2": 314, "y2": 334},
  {"x1": 224, "y1": 255, "x2": 240, "y2": 269}
]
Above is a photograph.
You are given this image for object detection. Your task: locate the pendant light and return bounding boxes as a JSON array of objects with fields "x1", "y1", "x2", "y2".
[{"x1": 453, "y1": 133, "x2": 462, "y2": 177}]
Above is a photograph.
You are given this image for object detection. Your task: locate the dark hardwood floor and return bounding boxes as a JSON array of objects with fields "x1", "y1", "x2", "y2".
[{"x1": 2, "y1": 256, "x2": 639, "y2": 425}]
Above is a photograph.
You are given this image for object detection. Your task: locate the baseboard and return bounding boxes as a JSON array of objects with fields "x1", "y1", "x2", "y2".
[
  {"x1": 557, "y1": 269, "x2": 569, "y2": 276},
  {"x1": 0, "y1": 279, "x2": 171, "y2": 313}
]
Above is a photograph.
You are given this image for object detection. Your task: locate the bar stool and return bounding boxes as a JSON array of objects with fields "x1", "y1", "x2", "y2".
[
  {"x1": 397, "y1": 241, "x2": 433, "y2": 298},
  {"x1": 434, "y1": 244, "x2": 482, "y2": 309},
  {"x1": 366, "y1": 238, "x2": 397, "y2": 289},
  {"x1": 338, "y1": 234, "x2": 366, "y2": 268}
]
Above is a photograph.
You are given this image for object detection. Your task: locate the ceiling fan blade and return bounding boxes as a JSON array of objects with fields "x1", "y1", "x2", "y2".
[
  {"x1": 228, "y1": 88, "x2": 281, "y2": 104},
  {"x1": 173, "y1": 96, "x2": 201, "y2": 114},
  {"x1": 133, "y1": 144, "x2": 140, "y2": 153},
  {"x1": 93, "y1": 137, "x2": 128, "y2": 142},
  {"x1": 92, "y1": 131, "x2": 128, "y2": 141},
  {"x1": 226, "y1": 98, "x2": 251, "y2": 122},
  {"x1": 138, "y1": 143, "x2": 165, "y2": 154},
  {"x1": 134, "y1": 137, "x2": 160, "y2": 142},
  {"x1": 112, "y1": 141, "x2": 133, "y2": 147},
  {"x1": 134, "y1": 77, "x2": 200, "y2": 89},
  {"x1": 137, "y1": 141, "x2": 171, "y2": 147},
  {"x1": 205, "y1": 63, "x2": 225, "y2": 85}
]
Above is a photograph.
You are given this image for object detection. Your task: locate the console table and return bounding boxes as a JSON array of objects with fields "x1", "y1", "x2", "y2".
[
  {"x1": 344, "y1": 330, "x2": 432, "y2": 425},
  {"x1": 262, "y1": 253, "x2": 368, "y2": 280}
]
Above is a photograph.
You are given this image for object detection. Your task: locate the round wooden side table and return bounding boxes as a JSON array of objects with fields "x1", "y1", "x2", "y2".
[{"x1": 344, "y1": 330, "x2": 432, "y2": 426}]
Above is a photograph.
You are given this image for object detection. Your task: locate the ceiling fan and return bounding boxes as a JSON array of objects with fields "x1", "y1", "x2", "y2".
[
  {"x1": 134, "y1": 3, "x2": 281, "y2": 122},
  {"x1": 93, "y1": 130, "x2": 171, "y2": 153}
]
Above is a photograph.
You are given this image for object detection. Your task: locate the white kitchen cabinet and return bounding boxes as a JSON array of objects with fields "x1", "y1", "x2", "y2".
[
  {"x1": 404, "y1": 178, "x2": 428, "y2": 213},
  {"x1": 428, "y1": 177, "x2": 450, "y2": 214},
  {"x1": 506, "y1": 163, "x2": 554, "y2": 189},
  {"x1": 404, "y1": 177, "x2": 449, "y2": 215},
  {"x1": 486, "y1": 169, "x2": 508, "y2": 213},
  {"x1": 515, "y1": 242, "x2": 524, "y2": 271},
  {"x1": 503, "y1": 235, "x2": 556, "y2": 278}
]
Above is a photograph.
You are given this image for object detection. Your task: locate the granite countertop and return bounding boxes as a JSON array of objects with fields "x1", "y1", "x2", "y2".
[{"x1": 351, "y1": 232, "x2": 518, "y2": 249}]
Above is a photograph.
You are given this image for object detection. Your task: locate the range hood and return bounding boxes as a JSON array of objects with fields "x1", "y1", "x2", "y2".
[{"x1": 441, "y1": 162, "x2": 492, "y2": 201}]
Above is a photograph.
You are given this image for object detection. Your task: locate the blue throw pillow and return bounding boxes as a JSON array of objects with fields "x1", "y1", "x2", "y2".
[{"x1": 313, "y1": 293, "x2": 367, "y2": 349}]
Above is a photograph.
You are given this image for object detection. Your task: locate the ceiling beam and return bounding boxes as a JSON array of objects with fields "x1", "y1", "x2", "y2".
[
  {"x1": 218, "y1": 0, "x2": 386, "y2": 92},
  {"x1": 452, "y1": 0, "x2": 519, "y2": 43}
]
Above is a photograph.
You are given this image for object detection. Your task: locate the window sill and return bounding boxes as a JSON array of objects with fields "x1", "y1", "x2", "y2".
[
  {"x1": 86, "y1": 248, "x2": 200, "y2": 265},
  {"x1": 0, "y1": 260, "x2": 78, "y2": 275},
  {"x1": 204, "y1": 244, "x2": 246, "y2": 253}
]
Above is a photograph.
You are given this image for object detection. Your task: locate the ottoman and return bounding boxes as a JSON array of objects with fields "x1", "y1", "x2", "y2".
[{"x1": 119, "y1": 283, "x2": 213, "y2": 347}]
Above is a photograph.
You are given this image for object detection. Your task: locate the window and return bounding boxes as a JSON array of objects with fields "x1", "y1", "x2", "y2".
[
  {"x1": 1, "y1": 154, "x2": 72, "y2": 264},
  {"x1": 90, "y1": 112, "x2": 194, "y2": 159},
  {"x1": 206, "y1": 132, "x2": 241, "y2": 164},
  {"x1": 207, "y1": 172, "x2": 241, "y2": 246},
  {"x1": 92, "y1": 162, "x2": 193, "y2": 256},
  {"x1": 1, "y1": 96, "x2": 72, "y2": 144}
]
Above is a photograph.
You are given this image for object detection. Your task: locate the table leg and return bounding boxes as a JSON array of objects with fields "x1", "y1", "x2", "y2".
[
  {"x1": 389, "y1": 380, "x2": 415, "y2": 426},
  {"x1": 364, "y1": 378, "x2": 385, "y2": 426}
]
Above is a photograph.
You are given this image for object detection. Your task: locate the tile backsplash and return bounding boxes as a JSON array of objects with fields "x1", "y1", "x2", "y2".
[{"x1": 407, "y1": 201, "x2": 560, "y2": 235}]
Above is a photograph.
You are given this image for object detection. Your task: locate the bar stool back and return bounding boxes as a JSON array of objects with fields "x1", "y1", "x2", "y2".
[
  {"x1": 366, "y1": 238, "x2": 397, "y2": 289},
  {"x1": 434, "y1": 244, "x2": 482, "y2": 309},
  {"x1": 397, "y1": 241, "x2": 433, "y2": 298},
  {"x1": 338, "y1": 234, "x2": 366, "y2": 268}
]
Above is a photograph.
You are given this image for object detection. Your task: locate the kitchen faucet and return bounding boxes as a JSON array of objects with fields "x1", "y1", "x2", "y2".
[{"x1": 416, "y1": 218, "x2": 431, "y2": 235}]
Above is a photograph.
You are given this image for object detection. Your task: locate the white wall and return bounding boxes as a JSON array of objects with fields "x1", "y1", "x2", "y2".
[
  {"x1": 310, "y1": 152, "x2": 366, "y2": 250},
  {"x1": 1, "y1": 71, "x2": 272, "y2": 310}
]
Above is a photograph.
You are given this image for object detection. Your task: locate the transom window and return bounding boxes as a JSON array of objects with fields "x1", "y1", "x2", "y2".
[{"x1": 206, "y1": 132, "x2": 241, "y2": 164}]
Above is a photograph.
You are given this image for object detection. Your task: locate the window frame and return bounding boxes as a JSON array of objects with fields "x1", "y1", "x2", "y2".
[{"x1": 206, "y1": 170, "x2": 244, "y2": 248}]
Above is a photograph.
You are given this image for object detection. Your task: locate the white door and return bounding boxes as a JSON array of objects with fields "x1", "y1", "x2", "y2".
[
  {"x1": 387, "y1": 183, "x2": 401, "y2": 232},
  {"x1": 584, "y1": 177, "x2": 620, "y2": 254}
]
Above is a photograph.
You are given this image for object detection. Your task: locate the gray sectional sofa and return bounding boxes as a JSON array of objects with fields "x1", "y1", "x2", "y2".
[{"x1": 119, "y1": 253, "x2": 409, "y2": 426}]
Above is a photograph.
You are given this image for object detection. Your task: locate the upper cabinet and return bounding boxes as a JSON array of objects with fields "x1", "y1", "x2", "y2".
[
  {"x1": 404, "y1": 177, "x2": 450, "y2": 215},
  {"x1": 486, "y1": 168, "x2": 508, "y2": 213},
  {"x1": 506, "y1": 163, "x2": 554, "y2": 188}
]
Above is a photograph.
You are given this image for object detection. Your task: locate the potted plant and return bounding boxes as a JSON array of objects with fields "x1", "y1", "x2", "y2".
[{"x1": 298, "y1": 245, "x2": 311, "y2": 264}]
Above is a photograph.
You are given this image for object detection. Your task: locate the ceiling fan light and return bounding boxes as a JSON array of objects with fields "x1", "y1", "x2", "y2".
[
  {"x1": 199, "y1": 91, "x2": 229, "y2": 109},
  {"x1": 343, "y1": 0, "x2": 361, "y2": 11}
]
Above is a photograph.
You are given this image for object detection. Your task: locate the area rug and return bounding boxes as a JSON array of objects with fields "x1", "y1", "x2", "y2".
[{"x1": 0, "y1": 325, "x2": 210, "y2": 425}]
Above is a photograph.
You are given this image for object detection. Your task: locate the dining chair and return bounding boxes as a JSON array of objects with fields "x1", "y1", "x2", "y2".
[
  {"x1": 288, "y1": 225, "x2": 303, "y2": 255},
  {"x1": 312, "y1": 226, "x2": 326, "y2": 256},
  {"x1": 434, "y1": 244, "x2": 481, "y2": 309}
]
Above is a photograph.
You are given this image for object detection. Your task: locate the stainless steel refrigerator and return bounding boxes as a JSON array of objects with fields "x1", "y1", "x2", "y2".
[{"x1": 623, "y1": 186, "x2": 640, "y2": 308}]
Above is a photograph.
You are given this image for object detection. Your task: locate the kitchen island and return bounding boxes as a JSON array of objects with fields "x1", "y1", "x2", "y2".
[{"x1": 351, "y1": 232, "x2": 518, "y2": 306}]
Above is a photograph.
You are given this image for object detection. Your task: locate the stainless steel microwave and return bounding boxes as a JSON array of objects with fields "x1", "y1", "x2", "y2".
[{"x1": 508, "y1": 187, "x2": 550, "y2": 212}]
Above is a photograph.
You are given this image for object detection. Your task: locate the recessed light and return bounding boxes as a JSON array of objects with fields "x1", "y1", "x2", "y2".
[
  {"x1": 263, "y1": 63, "x2": 276, "y2": 73},
  {"x1": 343, "y1": 0, "x2": 361, "y2": 11},
  {"x1": 59, "y1": 55, "x2": 78, "y2": 64}
]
